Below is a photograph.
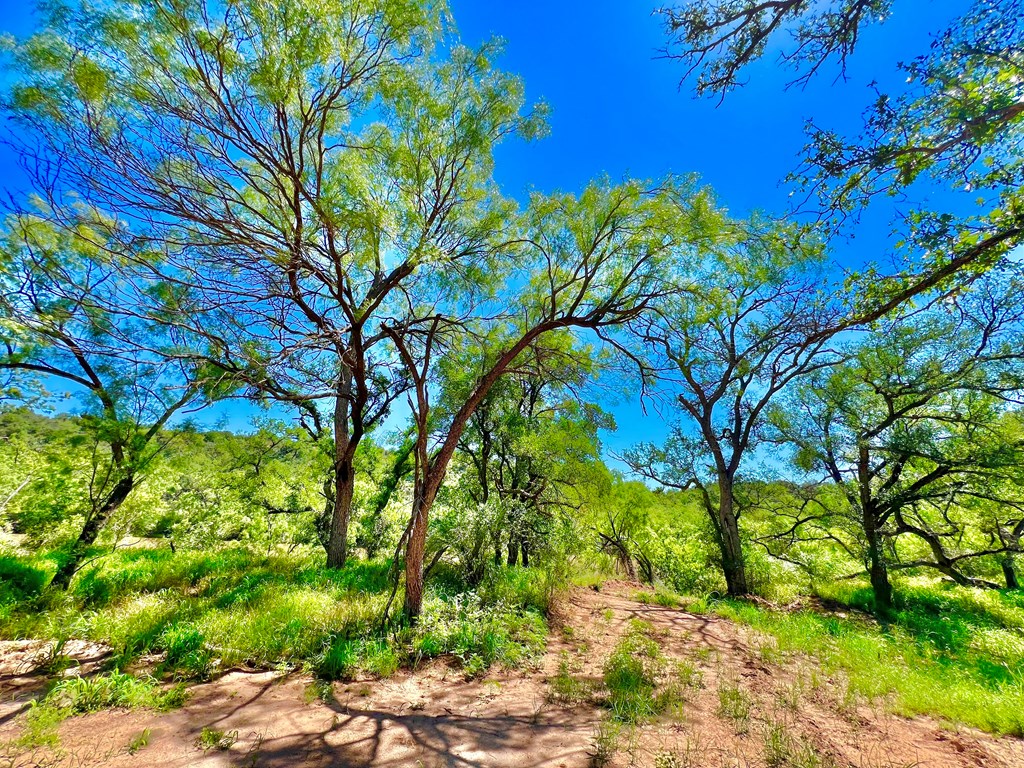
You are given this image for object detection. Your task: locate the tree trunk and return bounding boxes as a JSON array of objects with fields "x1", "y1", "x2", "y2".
[
  {"x1": 507, "y1": 538, "x2": 519, "y2": 567},
  {"x1": 403, "y1": 493, "x2": 430, "y2": 622},
  {"x1": 51, "y1": 475, "x2": 135, "y2": 590},
  {"x1": 520, "y1": 537, "x2": 529, "y2": 567},
  {"x1": 621, "y1": 551, "x2": 638, "y2": 581},
  {"x1": 1002, "y1": 556, "x2": 1019, "y2": 590},
  {"x1": 326, "y1": 375, "x2": 356, "y2": 569},
  {"x1": 864, "y1": 507, "x2": 892, "y2": 613},
  {"x1": 716, "y1": 475, "x2": 748, "y2": 596},
  {"x1": 326, "y1": 460, "x2": 354, "y2": 569}
]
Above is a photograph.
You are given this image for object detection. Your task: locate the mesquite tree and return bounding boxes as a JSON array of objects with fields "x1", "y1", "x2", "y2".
[
  {"x1": 661, "y1": 0, "x2": 1024, "y2": 314},
  {"x1": 625, "y1": 219, "x2": 841, "y2": 596},
  {"x1": 386, "y1": 179, "x2": 708, "y2": 621},
  {"x1": 3, "y1": 0, "x2": 541, "y2": 567},
  {"x1": 771, "y1": 269, "x2": 1024, "y2": 611},
  {"x1": 0, "y1": 212, "x2": 221, "y2": 587},
  {"x1": 447, "y1": 332, "x2": 609, "y2": 574}
]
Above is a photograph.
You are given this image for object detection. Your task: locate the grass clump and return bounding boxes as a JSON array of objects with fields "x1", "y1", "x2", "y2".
[
  {"x1": 601, "y1": 619, "x2": 692, "y2": 723},
  {"x1": 548, "y1": 652, "x2": 596, "y2": 704},
  {"x1": 43, "y1": 670, "x2": 186, "y2": 714},
  {"x1": 195, "y1": 726, "x2": 237, "y2": 751},
  {"x1": 589, "y1": 716, "x2": 621, "y2": 767},
  {"x1": 604, "y1": 620, "x2": 665, "y2": 722},
  {"x1": 411, "y1": 594, "x2": 547, "y2": 677},
  {"x1": 314, "y1": 637, "x2": 400, "y2": 680},
  {"x1": 716, "y1": 679, "x2": 752, "y2": 731},
  {"x1": 762, "y1": 720, "x2": 833, "y2": 768},
  {"x1": 127, "y1": 728, "x2": 151, "y2": 755},
  {"x1": 19, "y1": 671, "x2": 186, "y2": 748}
]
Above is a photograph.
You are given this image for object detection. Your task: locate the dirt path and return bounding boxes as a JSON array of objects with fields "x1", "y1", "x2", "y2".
[{"x1": 2, "y1": 582, "x2": 1022, "y2": 767}]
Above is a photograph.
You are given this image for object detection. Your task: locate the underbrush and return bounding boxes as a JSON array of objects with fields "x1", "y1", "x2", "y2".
[
  {"x1": 711, "y1": 578, "x2": 1024, "y2": 736},
  {"x1": 0, "y1": 547, "x2": 551, "y2": 683}
]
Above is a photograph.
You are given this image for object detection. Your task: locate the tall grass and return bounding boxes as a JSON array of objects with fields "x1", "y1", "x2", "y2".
[{"x1": 0, "y1": 547, "x2": 550, "y2": 681}]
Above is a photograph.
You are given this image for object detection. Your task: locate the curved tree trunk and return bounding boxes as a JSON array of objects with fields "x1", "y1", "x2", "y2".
[{"x1": 51, "y1": 474, "x2": 135, "y2": 590}]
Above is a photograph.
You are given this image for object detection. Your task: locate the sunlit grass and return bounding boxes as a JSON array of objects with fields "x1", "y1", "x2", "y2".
[
  {"x1": 0, "y1": 547, "x2": 549, "y2": 682},
  {"x1": 711, "y1": 578, "x2": 1024, "y2": 736}
]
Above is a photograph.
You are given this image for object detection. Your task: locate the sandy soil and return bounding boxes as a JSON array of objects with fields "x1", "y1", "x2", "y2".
[{"x1": 1, "y1": 582, "x2": 1022, "y2": 768}]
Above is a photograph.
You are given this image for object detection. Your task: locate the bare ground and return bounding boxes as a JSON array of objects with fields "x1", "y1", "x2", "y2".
[{"x1": 1, "y1": 581, "x2": 1022, "y2": 768}]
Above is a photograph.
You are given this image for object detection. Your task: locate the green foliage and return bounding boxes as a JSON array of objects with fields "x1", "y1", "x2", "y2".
[
  {"x1": 411, "y1": 594, "x2": 547, "y2": 676},
  {"x1": 43, "y1": 671, "x2": 185, "y2": 714},
  {"x1": 0, "y1": 547, "x2": 549, "y2": 683},
  {"x1": 0, "y1": 554, "x2": 46, "y2": 608}
]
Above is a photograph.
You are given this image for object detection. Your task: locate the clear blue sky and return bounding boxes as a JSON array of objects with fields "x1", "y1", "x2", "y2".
[{"x1": 0, "y1": 0, "x2": 966, "y2": 460}]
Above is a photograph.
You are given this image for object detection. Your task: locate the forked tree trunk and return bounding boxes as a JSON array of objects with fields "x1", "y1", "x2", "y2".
[{"x1": 51, "y1": 475, "x2": 135, "y2": 590}]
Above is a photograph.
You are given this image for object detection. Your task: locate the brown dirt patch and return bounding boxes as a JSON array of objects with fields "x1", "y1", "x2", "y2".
[{"x1": 1, "y1": 583, "x2": 1022, "y2": 767}]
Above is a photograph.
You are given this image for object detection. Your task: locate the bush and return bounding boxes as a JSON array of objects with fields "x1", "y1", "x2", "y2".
[
  {"x1": 413, "y1": 593, "x2": 547, "y2": 674},
  {"x1": 0, "y1": 554, "x2": 47, "y2": 607}
]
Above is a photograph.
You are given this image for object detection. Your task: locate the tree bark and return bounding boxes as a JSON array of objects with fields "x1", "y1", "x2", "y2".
[
  {"x1": 51, "y1": 474, "x2": 135, "y2": 590},
  {"x1": 326, "y1": 371, "x2": 357, "y2": 569},
  {"x1": 1002, "y1": 556, "x2": 1019, "y2": 590},
  {"x1": 326, "y1": 459, "x2": 354, "y2": 569},
  {"x1": 402, "y1": 493, "x2": 430, "y2": 622},
  {"x1": 864, "y1": 506, "x2": 893, "y2": 613},
  {"x1": 716, "y1": 475, "x2": 748, "y2": 596},
  {"x1": 507, "y1": 538, "x2": 519, "y2": 567}
]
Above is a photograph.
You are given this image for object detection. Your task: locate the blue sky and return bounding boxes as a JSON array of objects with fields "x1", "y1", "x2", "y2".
[
  {"x1": 0, "y1": 0, "x2": 967, "y2": 461},
  {"x1": 446, "y1": 0, "x2": 965, "y2": 458}
]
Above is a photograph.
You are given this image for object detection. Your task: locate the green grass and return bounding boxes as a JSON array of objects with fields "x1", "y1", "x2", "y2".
[
  {"x1": 602, "y1": 619, "x2": 692, "y2": 723},
  {"x1": 195, "y1": 726, "x2": 237, "y2": 751},
  {"x1": 711, "y1": 577, "x2": 1024, "y2": 736},
  {"x1": 0, "y1": 547, "x2": 549, "y2": 682},
  {"x1": 548, "y1": 652, "x2": 597, "y2": 703},
  {"x1": 762, "y1": 720, "x2": 833, "y2": 768},
  {"x1": 18, "y1": 670, "x2": 187, "y2": 748},
  {"x1": 716, "y1": 679, "x2": 752, "y2": 731}
]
